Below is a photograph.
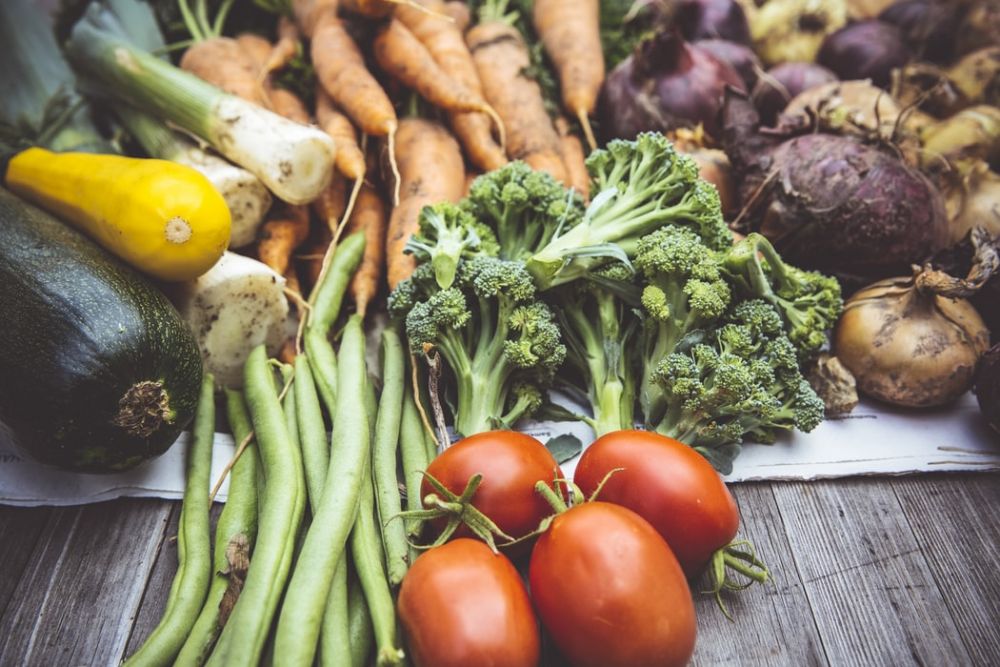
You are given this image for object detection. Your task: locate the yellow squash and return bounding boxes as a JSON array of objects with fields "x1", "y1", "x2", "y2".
[{"x1": 5, "y1": 147, "x2": 231, "y2": 281}]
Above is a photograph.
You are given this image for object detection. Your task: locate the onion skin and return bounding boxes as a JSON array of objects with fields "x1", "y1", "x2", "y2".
[
  {"x1": 749, "y1": 0, "x2": 848, "y2": 66},
  {"x1": 751, "y1": 62, "x2": 838, "y2": 126},
  {"x1": 834, "y1": 274, "x2": 990, "y2": 407},
  {"x1": 817, "y1": 20, "x2": 912, "y2": 89},
  {"x1": 695, "y1": 39, "x2": 761, "y2": 90},
  {"x1": 975, "y1": 343, "x2": 1000, "y2": 436},
  {"x1": 598, "y1": 29, "x2": 745, "y2": 141}
]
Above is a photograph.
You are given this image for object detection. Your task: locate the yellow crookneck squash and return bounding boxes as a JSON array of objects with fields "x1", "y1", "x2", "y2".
[{"x1": 4, "y1": 147, "x2": 231, "y2": 281}]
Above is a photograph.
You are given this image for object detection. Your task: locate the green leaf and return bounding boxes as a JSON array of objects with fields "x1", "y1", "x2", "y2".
[{"x1": 545, "y1": 434, "x2": 583, "y2": 465}]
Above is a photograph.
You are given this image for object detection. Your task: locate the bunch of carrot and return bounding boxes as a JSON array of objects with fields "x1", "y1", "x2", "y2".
[{"x1": 161, "y1": 0, "x2": 602, "y2": 314}]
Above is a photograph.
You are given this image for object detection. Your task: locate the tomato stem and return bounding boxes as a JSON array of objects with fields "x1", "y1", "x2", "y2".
[{"x1": 534, "y1": 480, "x2": 569, "y2": 514}]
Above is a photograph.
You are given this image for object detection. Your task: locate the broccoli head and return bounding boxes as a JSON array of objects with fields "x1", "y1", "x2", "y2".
[
  {"x1": 525, "y1": 132, "x2": 733, "y2": 289},
  {"x1": 651, "y1": 299, "x2": 825, "y2": 474},
  {"x1": 405, "y1": 202, "x2": 500, "y2": 288},
  {"x1": 394, "y1": 255, "x2": 566, "y2": 436},
  {"x1": 461, "y1": 161, "x2": 582, "y2": 262},
  {"x1": 721, "y1": 233, "x2": 843, "y2": 362}
]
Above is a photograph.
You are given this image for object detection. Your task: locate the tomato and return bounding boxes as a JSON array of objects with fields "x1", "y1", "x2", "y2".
[
  {"x1": 422, "y1": 431, "x2": 563, "y2": 548},
  {"x1": 528, "y1": 502, "x2": 696, "y2": 667},
  {"x1": 573, "y1": 430, "x2": 740, "y2": 577},
  {"x1": 398, "y1": 538, "x2": 540, "y2": 667}
]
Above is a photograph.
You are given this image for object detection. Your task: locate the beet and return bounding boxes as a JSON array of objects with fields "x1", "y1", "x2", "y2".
[
  {"x1": 598, "y1": 29, "x2": 745, "y2": 141},
  {"x1": 817, "y1": 20, "x2": 912, "y2": 89},
  {"x1": 751, "y1": 62, "x2": 839, "y2": 126},
  {"x1": 695, "y1": 39, "x2": 761, "y2": 90},
  {"x1": 720, "y1": 89, "x2": 950, "y2": 286},
  {"x1": 676, "y1": 0, "x2": 752, "y2": 45}
]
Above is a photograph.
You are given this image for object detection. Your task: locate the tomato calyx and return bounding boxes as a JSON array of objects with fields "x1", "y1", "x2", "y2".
[
  {"x1": 704, "y1": 538, "x2": 771, "y2": 620},
  {"x1": 395, "y1": 472, "x2": 516, "y2": 554}
]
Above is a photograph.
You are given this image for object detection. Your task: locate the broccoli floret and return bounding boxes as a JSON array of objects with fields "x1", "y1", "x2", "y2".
[
  {"x1": 634, "y1": 226, "x2": 732, "y2": 425},
  {"x1": 462, "y1": 162, "x2": 583, "y2": 262},
  {"x1": 397, "y1": 255, "x2": 566, "y2": 436},
  {"x1": 721, "y1": 233, "x2": 843, "y2": 362},
  {"x1": 650, "y1": 300, "x2": 825, "y2": 474},
  {"x1": 405, "y1": 202, "x2": 500, "y2": 288},
  {"x1": 549, "y1": 262, "x2": 640, "y2": 436},
  {"x1": 525, "y1": 133, "x2": 732, "y2": 289}
]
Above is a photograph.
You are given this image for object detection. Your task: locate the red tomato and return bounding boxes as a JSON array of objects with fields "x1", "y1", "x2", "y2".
[
  {"x1": 398, "y1": 538, "x2": 541, "y2": 667},
  {"x1": 528, "y1": 502, "x2": 697, "y2": 667},
  {"x1": 422, "y1": 431, "x2": 563, "y2": 546},
  {"x1": 573, "y1": 430, "x2": 740, "y2": 577}
]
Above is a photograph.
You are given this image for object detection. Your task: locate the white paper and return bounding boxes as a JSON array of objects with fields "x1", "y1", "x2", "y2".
[{"x1": 1, "y1": 393, "x2": 998, "y2": 507}]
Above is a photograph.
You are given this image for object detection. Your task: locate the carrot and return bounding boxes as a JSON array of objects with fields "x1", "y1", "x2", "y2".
[
  {"x1": 555, "y1": 117, "x2": 590, "y2": 200},
  {"x1": 341, "y1": 0, "x2": 445, "y2": 18},
  {"x1": 463, "y1": 171, "x2": 480, "y2": 197},
  {"x1": 373, "y1": 19, "x2": 503, "y2": 134},
  {"x1": 316, "y1": 88, "x2": 366, "y2": 181},
  {"x1": 258, "y1": 203, "x2": 311, "y2": 276},
  {"x1": 467, "y1": 21, "x2": 569, "y2": 185},
  {"x1": 312, "y1": 171, "x2": 349, "y2": 236},
  {"x1": 443, "y1": 1, "x2": 471, "y2": 30},
  {"x1": 533, "y1": 0, "x2": 604, "y2": 151},
  {"x1": 344, "y1": 182, "x2": 387, "y2": 317},
  {"x1": 262, "y1": 16, "x2": 300, "y2": 80},
  {"x1": 308, "y1": 10, "x2": 396, "y2": 137},
  {"x1": 236, "y1": 32, "x2": 313, "y2": 125},
  {"x1": 181, "y1": 37, "x2": 270, "y2": 106},
  {"x1": 386, "y1": 118, "x2": 465, "y2": 289},
  {"x1": 395, "y1": 0, "x2": 506, "y2": 171}
]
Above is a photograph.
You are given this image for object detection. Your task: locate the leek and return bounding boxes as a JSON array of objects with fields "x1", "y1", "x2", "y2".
[
  {"x1": 65, "y1": 1, "x2": 336, "y2": 205},
  {"x1": 116, "y1": 106, "x2": 272, "y2": 248}
]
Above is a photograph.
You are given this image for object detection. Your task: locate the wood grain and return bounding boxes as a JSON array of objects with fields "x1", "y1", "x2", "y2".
[
  {"x1": 692, "y1": 483, "x2": 828, "y2": 666},
  {"x1": 892, "y1": 474, "x2": 1000, "y2": 667},
  {"x1": 0, "y1": 506, "x2": 51, "y2": 619},
  {"x1": 0, "y1": 500, "x2": 172, "y2": 666},
  {"x1": 773, "y1": 479, "x2": 971, "y2": 666}
]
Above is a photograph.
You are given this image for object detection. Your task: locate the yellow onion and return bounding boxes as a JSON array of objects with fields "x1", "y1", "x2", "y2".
[
  {"x1": 920, "y1": 106, "x2": 1000, "y2": 173},
  {"x1": 939, "y1": 161, "x2": 1000, "y2": 245},
  {"x1": 834, "y1": 230, "x2": 996, "y2": 407},
  {"x1": 947, "y1": 47, "x2": 1000, "y2": 108},
  {"x1": 748, "y1": 0, "x2": 848, "y2": 66}
]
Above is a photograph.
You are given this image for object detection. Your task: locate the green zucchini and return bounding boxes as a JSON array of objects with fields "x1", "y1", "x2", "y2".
[{"x1": 0, "y1": 187, "x2": 203, "y2": 471}]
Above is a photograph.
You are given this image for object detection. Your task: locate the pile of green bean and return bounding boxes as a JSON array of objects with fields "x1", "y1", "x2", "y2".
[{"x1": 124, "y1": 231, "x2": 435, "y2": 667}]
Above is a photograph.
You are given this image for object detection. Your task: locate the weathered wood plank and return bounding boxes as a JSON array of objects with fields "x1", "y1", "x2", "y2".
[
  {"x1": 892, "y1": 474, "x2": 1000, "y2": 667},
  {"x1": 0, "y1": 499, "x2": 173, "y2": 666},
  {"x1": 0, "y1": 506, "x2": 52, "y2": 619},
  {"x1": 692, "y1": 483, "x2": 827, "y2": 666},
  {"x1": 773, "y1": 480, "x2": 971, "y2": 666},
  {"x1": 121, "y1": 502, "x2": 182, "y2": 661}
]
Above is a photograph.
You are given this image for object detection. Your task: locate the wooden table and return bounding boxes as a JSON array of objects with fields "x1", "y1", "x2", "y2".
[{"x1": 1, "y1": 472, "x2": 997, "y2": 666}]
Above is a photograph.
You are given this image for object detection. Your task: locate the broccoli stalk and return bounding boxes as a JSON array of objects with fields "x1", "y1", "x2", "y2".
[
  {"x1": 395, "y1": 256, "x2": 566, "y2": 437},
  {"x1": 525, "y1": 133, "x2": 733, "y2": 289},
  {"x1": 552, "y1": 266, "x2": 639, "y2": 436},
  {"x1": 721, "y1": 233, "x2": 842, "y2": 362}
]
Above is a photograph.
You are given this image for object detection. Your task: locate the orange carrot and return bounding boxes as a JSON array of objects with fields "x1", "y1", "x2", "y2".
[
  {"x1": 386, "y1": 118, "x2": 465, "y2": 289},
  {"x1": 555, "y1": 117, "x2": 590, "y2": 200},
  {"x1": 258, "y1": 203, "x2": 311, "y2": 276},
  {"x1": 308, "y1": 9, "x2": 397, "y2": 137},
  {"x1": 463, "y1": 171, "x2": 480, "y2": 197},
  {"x1": 396, "y1": 0, "x2": 506, "y2": 171},
  {"x1": 533, "y1": 0, "x2": 604, "y2": 150},
  {"x1": 467, "y1": 21, "x2": 569, "y2": 185},
  {"x1": 374, "y1": 19, "x2": 498, "y2": 121},
  {"x1": 181, "y1": 37, "x2": 270, "y2": 107},
  {"x1": 262, "y1": 16, "x2": 300, "y2": 80},
  {"x1": 345, "y1": 182, "x2": 387, "y2": 317},
  {"x1": 443, "y1": 1, "x2": 471, "y2": 30},
  {"x1": 316, "y1": 88, "x2": 366, "y2": 181},
  {"x1": 311, "y1": 171, "x2": 349, "y2": 235}
]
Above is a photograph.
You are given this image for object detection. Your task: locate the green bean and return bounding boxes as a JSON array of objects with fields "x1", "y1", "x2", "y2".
[
  {"x1": 350, "y1": 463, "x2": 404, "y2": 666},
  {"x1": 305, "y1": 231, "x2": 366, "y2": 413},
  {"x1": 371, "y1": 328, "x2": 408, "y2": 585},
  {"x1": 347, "y1": 566, "x2": 375, "y2": 667},
  {"x1": 295, "y1": 355, "x2": 330, "y2": 512},
  {"x1": 125, "y1": 373, "x2": 215, "y2": 667},
  {"x1": 273, "y1": 315, "x2": 370, "y2": 666},
  {"x1": 319, "y1": 557, "x2": 350, "y2": 667},
  {"x1": 175, "y1": 389, "x2": 259, "y2": 667},
  {"x1": 206, "y1": 347, "x2": 305, "y2": 667},
  {"x1": 399, "y1": 383, "x2": 432, "y2": 541}
]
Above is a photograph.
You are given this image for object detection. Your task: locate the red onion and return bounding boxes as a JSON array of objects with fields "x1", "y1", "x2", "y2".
[
  {"x1": 817, "y1": 20, "x2": 912, "y2": 89},
  {"x1": 676, "y1": 0, "x2": 752, "y2": 45},
  {"x1": 751, "y1": 62, "x2": 838, "y2": 126},
  {"x1": 878, "y1": 0, "x2": 964, "y2": 64},
  {"x1": 597, "y1": 29, "x2": 745, "y2": 141},
  {"x1": 694, "y1": 39, "x2": 761, "y2": 90}
]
